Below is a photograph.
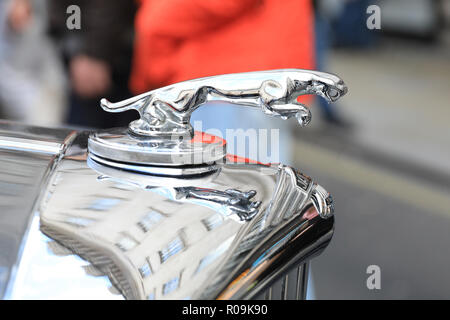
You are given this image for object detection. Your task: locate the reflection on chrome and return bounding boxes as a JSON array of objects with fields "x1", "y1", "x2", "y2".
[
  {"x1": 1, "y1": 129, "x2": 336, "y2": 300},
  {"x1": 1, "y1": 69, "x2": 343, "y2": 299},
  {"x1": 7, "y1": 132, "x2": 331, "y2": 300}
]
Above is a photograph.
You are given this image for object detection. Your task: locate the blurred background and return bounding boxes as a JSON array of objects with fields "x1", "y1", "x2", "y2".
[{"x1": 0, "y1": 0, "x2": 449, "y2": 299}]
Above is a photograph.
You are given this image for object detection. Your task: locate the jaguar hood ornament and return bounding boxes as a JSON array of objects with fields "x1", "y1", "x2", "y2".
[
  {"x1": 100, "y1": 69, "x2": 347, "y2": 136},
  {"x1": 89, "y1": 69, "x2": 347, "y2": 172}
]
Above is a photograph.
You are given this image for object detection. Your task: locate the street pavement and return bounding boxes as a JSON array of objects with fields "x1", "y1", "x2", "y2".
[{"x1": 293, "y1": 40, "x2": 450, "y2": 299}]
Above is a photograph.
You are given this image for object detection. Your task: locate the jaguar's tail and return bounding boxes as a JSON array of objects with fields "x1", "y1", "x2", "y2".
[{"x1": 100, "y1": 92, "x2": 153, "y2": 113}]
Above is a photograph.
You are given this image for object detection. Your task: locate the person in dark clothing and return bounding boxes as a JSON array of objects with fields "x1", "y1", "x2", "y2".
[
  {"x1": 313, "y1": 0, "x2": 345, "y2": 126},
  {"x1": 313, "y1": 0, "x2": 354, "y2": 127},
  {"x1": 48, "y1": 0, "x2": 138, "y2": 128}
]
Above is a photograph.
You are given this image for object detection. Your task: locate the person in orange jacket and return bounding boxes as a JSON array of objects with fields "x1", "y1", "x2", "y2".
[
  {"x1": 129, "y1": 0, "x2": 316, "y2": 165},
  {"x1": 130, "y1": 0, "x2": 315, "y2": 92}
]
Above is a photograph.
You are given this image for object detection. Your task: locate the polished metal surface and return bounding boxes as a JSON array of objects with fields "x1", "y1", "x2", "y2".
[
  {"x1": 173, "y1": 187, "x2": 261, "y2": 222},
  {"x1": 88, "y1": 152, "x2": 221, "y2": 177},
  {"x1": 0, "y1": 121, "x2": 75, "y2": 155},
  {"x1": 88, "y1": 129, "x2": 227, "y2": 168},
  {"x1": 101, "y1": 69, "x2": 347, "y2": 136},
  {"x1": 89, "y1": 69, "x2": 347, "y2": 169},
  {"x1": 5, "y1": 131, "x2": 334, "y2": 299},
  {"x1": 1, "y1": 69, "x2": 345, "y2": 299},
  {"x1": 254, "y1": 263, "x2": 309, "y2": 300},
  {"x1": 0, "y1": 122, "x2": 76, "y2": 298}
]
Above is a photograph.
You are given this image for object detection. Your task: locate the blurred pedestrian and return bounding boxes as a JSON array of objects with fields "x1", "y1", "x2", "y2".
[
  {"x1": 0, "y1": 0, "x2": 66, "y2": 126},
  {"x1": 313, "y1": 0, "x2": 347, "y2": 126},
  {"x1": 48, "y1": 0, "x2": 137, "y2": 128}
]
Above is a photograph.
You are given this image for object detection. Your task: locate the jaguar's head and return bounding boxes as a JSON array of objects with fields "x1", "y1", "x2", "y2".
[
  {"x1": 309, "y1": 71, "x2": 348, "y2": 103},
  {"x1": 281, "y1": 70, "x2": 347, "y2": 127}
]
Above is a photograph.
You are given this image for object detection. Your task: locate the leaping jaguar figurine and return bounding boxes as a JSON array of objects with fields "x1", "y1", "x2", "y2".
[{"x1": 100, "y1": 69, "x2": 347, "y2": 136}]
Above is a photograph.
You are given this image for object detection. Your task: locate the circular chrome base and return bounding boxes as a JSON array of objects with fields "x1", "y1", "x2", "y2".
[
  {"x1": 88, "y1": 128, "x2": 226, "y2": 167},
  {"x1": 88, "y1": 152, "x2": 220, "y2": 177},
  {"x1": 87, "y1": 155, "x2": 221, "y2": 187}
]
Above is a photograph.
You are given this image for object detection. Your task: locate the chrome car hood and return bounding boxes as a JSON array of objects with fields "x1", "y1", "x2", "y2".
[
  {"x1": 0, "y1": 122, "x2": 334, "y2": 300},
  {"x1": 0, "y1": 69, "x2": 345, "y2": 299}
]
